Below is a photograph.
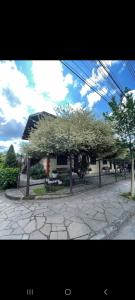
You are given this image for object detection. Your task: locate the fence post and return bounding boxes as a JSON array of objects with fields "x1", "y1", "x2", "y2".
[
  {"x1": 114, "y1": 160, "x2": 117, "y2": 182},
  {"x1": 99, "y1": 159, "x2": 101, "y2": 187},
  {"x1": 124, "y1": 159, "x2": 126, "y2": 179},
  {"x1": 69, "y1": 153, "x2": 73, "y2": 193},
  {"x1": 26, "y1": 156, "x2": 30, "y2": 197}
]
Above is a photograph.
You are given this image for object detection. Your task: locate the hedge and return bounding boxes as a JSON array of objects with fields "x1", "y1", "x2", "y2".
[{"x1": 0, "y1": 167, "x2": 19, "y2": 189}]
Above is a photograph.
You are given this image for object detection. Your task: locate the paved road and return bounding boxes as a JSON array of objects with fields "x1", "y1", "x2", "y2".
[{"x1": 0, "y1": 180, "x2": 135, "y2": 239}]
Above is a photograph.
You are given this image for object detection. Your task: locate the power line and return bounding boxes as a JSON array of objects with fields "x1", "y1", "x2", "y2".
[
  {"x1": 85, "y1": 60, "x2": 121, "y2": 98},
  {"x1": 61, "y1": 60, "x2": 109, "y2": 103},
  {"x1": 71, "y1": 60, "x2": 113, "y2": 102},
  {"x1": 95, "y1": 62, "x2": 121, "y2": 97},
  {"x1": 98, "y1": 60, "x2": 125, "y2": 97},
  {"x1": 81, "y1": 61, "x2": 117, "y2": 99}
]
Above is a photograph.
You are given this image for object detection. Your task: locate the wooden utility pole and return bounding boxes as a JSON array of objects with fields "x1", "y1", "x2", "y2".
[{"x1": 26, "y1": 156, "x2": 30, "y2": 197}]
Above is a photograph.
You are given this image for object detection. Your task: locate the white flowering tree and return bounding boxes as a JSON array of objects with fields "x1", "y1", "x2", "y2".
[{"x1": 23, "y1": 106, "x2": 118, "y2": 193}]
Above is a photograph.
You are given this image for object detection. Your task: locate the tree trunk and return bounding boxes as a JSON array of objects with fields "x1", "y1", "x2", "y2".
[
  {"x1": 69, "y1": 153, "x2": 72, "y2": 193},
  {"x1": 26, "y1": 156, "x2": 30, "y2": 197},
  {"x1": 131, "y1": 151, "x2": 134, "y2": 197},
  {"x1": 98, "y1": 159, "x2": 101, "y2": 187}
]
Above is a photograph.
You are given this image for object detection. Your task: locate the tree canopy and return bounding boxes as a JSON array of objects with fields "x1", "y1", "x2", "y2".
[
  {"x1": 103, "y1": 88, "x2": 135, "y2": 196},
  {"x1": 5, "y1": 144, "x2": 18, "y2": 168},
  {"x1": 24, "y1": 106, "x2": 117, "y2": 160},
  {"x1": 103, "y1": 88, "x2": 135, "y2": 152}
]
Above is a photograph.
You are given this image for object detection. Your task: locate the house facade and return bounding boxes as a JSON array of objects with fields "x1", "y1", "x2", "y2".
[{"x1": 22, "y1": 111, "x2": 116, "y2": 176}]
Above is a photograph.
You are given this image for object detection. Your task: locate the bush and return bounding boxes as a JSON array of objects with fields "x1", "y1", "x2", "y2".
[
  {"x1": 88, "y1": 167, "x2": 92, "y2": 171},
  {"x1": 58, "y1": 175, "x2": 70, "y2": 186},
  {"x1": 0, "y1": 167, "x2": 19, "y2": 189},
  {"x1": 5, "y1": 145, "x2": 18, "y2": 168},
  {"x1": 52, "y1": 170, "x2": 58, "y2": 174},
  {"x1": 0, "y1": 163, "x2": 4, "y2": 169},
  {"x1": 30, "y1": 163, "x2": 46, "y2": 179}
]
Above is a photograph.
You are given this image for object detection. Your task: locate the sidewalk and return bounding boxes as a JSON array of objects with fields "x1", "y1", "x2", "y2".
[{"x1": 1, "y1": 179, "x2": 135, "y2": 239}]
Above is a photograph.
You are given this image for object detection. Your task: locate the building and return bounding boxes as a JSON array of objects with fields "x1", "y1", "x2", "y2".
[{"x1": 22, "y1": 111, "x2": 115, "y2": 176}]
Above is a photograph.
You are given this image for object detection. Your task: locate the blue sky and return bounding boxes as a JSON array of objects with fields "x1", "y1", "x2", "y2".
[{"x1": 0, "y1": 60, "x2": 135, "y2": 152}]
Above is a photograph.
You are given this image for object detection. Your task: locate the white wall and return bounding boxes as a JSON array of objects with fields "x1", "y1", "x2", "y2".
[{"x1": 40, "y1": 156, "x2": 116, "y2": 176}]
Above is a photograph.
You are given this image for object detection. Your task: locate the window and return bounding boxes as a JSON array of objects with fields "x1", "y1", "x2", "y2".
[
  {"x1": 103, "y1": 159, "x2": 107, "y2": 165},
  {"x1": 57, "y1": 154, "x2": 67, "y2": 165},
  {"x1": 90, "y1": 156, "x2": 96, "y2": 165}
]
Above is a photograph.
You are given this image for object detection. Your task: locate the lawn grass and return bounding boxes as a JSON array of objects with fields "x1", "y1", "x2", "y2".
[
  {"x1": 121, "y1": 192, "x2": 135, "y2": 200},
  {"x1": 33, "y1": 185, "x2": 65, "y2": 196}
]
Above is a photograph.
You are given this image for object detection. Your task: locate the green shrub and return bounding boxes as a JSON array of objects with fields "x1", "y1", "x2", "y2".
[
  {"x1": 30, "y1": 163, "x2": 46, "y2": 179},
  {"x1": 5, "y1": 144, "x2": 18, "y2": 168},
  {"x1": 58, "y1": 175, "x2": 70, "y2": 186},
  {"x1": 0, "y1": 163, "x2": 4, "y2": 169},
  {"x1": 0, "y1": 167, "x2": 19, "y2": 189},
  {"x1": 52, "y1": 170, "x2": 58, "y2": 174}
]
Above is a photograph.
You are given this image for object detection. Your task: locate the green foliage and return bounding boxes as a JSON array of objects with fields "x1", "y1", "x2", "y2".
[
  {"x1": 52, "y1": 170, "x2": 58, "y2": 173},
  {"x1": 121, "y1": 192, "x2": 135, "y2": 201},
  {"x1": 103, "y1": 88, "x2": 135, "y2": 196},
  {"x1": 103, "y1": 89, "x2": 135, "y2": 151},
  {"x1": 58, "y1": 174, "x2": 70, "y2": 186},
  {"x1": 5, "y1": 144, "x2": 18, "y2": 168},
  {"x1": 74, "y1": 154, "x2": 90, "y2": 178},
  {"x1": 0, "y1": 153, "x2": 6, "y2": 164},
  {"x1": 30, "y1": 162, "x2": 46, "y2": 179},
  {"x1": 0, "y1": 162, "x2": 4, "y2": 168},
  {"x1": 0, "y1": 167, "x2": 19, "y2": 189}
]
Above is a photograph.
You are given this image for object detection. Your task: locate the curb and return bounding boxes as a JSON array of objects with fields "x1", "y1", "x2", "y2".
[
  {"x1": 5, "y1": 189, "x2": 72, "y2": 201},
  {"x1": 89, "y1": 208, "x2": 135, "y2": 240},
  {"x1": 5, "y1": 190, "x2": 24, "y2": 201}
]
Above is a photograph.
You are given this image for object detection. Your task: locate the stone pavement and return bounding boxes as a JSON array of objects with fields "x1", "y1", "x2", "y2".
[
  {"x1": 1, "y1": 179, "x2": 135, "y2": 239},
  {"x1": 112, "y1": 214, "x2": 135, "y2": 239}
]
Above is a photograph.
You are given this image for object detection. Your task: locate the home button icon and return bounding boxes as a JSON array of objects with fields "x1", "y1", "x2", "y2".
[{"x1": 65, "y1": 289, "x2": 71, "y2": 296}]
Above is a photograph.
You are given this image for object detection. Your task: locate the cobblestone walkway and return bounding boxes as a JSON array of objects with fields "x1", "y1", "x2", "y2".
[{"x1": 0, "y1": 180, "x2": 135, "y2": 239}]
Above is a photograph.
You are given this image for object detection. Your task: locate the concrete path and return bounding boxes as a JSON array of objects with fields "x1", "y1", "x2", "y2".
[{"x1": 0, "y1": 179, "x2": 135, "y2": 239}]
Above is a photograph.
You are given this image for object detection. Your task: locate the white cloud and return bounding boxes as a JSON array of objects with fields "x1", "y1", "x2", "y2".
[
  {"x1": 101, "y1": 60, "x2": 120, "y2": 67},
  {"x1": 0, "y1": 61, "x2": 63, "y2": 127},
  {"x1": 87, "y1": 92, "x2": 101, "y2": 109},
  {"x1": 0, "y1": 138, "x2": 22, "y2": 153},
  {"x1": 0, "y1": 60, "x2": 75, "y2": 151},
  {"x1": 32, "y1": 61, "x2": 73, "y2": 102},
  {"x1": 80, "y1": 84, "x2": 90, "y2": 97},
  {"x1": 80, "y1": 65, "x2": 108, "y2": 98},
  {"x1": 87, "y1": 87, "x2": 108, "y2": 109}
]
